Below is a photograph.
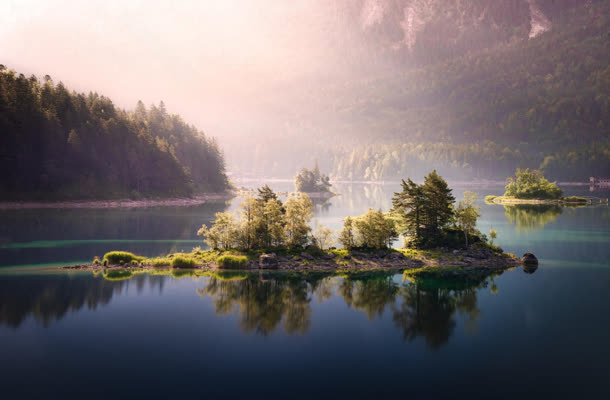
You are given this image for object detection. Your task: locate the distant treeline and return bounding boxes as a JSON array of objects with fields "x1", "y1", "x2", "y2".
[
  {"x1": 329, "y1": 2, "x2": 610, "y2": 181},
  {"x1": 331, "y1": 142, "x2": 610, "y2": 182},
  {"x1": 0, "y1": 66, "x2": 228, "y2": 199}
]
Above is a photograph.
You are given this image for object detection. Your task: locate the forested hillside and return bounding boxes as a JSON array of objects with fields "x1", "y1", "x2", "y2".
[
  {"x1": 226, "y1": 0, "x2": 609, "y2": 181},
  {"x1": 0, "y1": 67, "x2": 228, "y2": 199}
]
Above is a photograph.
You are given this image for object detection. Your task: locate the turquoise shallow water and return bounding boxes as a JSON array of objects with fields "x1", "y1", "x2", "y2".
[{"x1": 0, "y1": 184, "x2": 608, "y2": 398}]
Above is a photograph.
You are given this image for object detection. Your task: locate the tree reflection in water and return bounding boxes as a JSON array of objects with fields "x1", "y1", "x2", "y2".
[
  {"x1": 0, "y1": 273, "x2": 166, "y2": 328},
  {"x1": 504, "y1": 204, "x2": 563, "y2": 232},
  {"x1": 197, "y1": 270, "x2": 496, "y2": 347},
  {"x1": 198, "y1": 275, "x2": 312, "y2": 335},
  {"x1": 1, "y1": 269, "x2": 500, "y2": 348},
  {"x1": 392, "y1": 276, "x2": 494, "y2": 349}
]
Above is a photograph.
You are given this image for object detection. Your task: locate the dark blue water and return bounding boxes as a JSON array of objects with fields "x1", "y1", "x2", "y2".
[{"x1": 0, "y1": 184, "x2": 608, "y2": 398}]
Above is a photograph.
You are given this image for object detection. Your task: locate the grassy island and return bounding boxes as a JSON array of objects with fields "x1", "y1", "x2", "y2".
[
  {"x1": 70, "y1": 171, "x2": 528, "y2": 280},
  {"x1": 486, "y1": 168, "x2": 598, "y2": 206}
]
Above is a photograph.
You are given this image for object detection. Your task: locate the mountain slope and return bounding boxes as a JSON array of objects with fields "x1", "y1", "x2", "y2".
[{"x1": 226, "y1": 0, "x2": 609, "y2": 181}]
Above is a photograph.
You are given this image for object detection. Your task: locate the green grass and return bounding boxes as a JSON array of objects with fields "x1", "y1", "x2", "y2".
[
  {"x1": 562, "y1": 196, "x2": 587, "y2": 203},
  {"x1": 103, "y1": 251, "x2": 144, "y2": 265},
  {"x1": 148, "y1": 257, "x2": 171, "y2": 267},
  {"x1": 171, "y1": 256, "x2": 196, "y2": 268},
  {"x1": 216, "y1": 254, "x2": 249, "y2": 269}
]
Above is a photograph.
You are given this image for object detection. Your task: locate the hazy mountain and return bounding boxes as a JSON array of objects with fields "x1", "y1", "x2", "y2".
[{"x1": 224, "y1": 0, "x2": 608, "y2": 181}]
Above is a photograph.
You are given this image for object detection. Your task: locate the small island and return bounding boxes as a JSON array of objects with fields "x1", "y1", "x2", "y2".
[
  {"x1": 65, "y1": 171, "x2": 531, "y2": 281},
  {"x1": 293, "y1": 160, "x2": 335, "y2": 198},
  {"x1": 486, "y1": 168, "x2": 600, "y2": 205}
]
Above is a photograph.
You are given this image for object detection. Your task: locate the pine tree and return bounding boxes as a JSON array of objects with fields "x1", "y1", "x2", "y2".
[{"x1": 422, "y1": 170, "x2": 455, "y2": 237}]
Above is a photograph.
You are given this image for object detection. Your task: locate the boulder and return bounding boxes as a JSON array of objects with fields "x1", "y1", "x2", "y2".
[
  {"x1": 522, "y1": 253, "x2": 538, "y2": 266},
  {"x1": 259, "y1": 253, "x2": 278, "y2": 269},
  {"x1": 300, "y1": 252, "x2": 314, "y2": 261}
]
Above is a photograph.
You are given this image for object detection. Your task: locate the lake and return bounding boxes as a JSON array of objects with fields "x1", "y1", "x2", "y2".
[{"x1": 1, "y1": 183, "x2": 609, "y2": 398}]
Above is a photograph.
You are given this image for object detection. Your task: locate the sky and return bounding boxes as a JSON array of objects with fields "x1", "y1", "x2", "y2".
[{"x1": 0, "y1": 0, "x2": 345, "y2": 136}]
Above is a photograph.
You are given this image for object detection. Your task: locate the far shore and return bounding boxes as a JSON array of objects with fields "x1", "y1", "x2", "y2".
[{"x1": 0, "y1": 193, "x2": 235, "y2": 210}]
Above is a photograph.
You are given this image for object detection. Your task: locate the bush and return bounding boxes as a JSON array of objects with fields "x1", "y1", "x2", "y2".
[
  {"x1": 103, "y1": 251, "x2": 144, "y2": 265},
  {"x1": 504, "y1": 169, "x2": 563, "y2": 199},
  {"x1": 92, "y1": 258, "x2": 101, "y2": 265},
  {"x1": 484, "y1": 195, "x2": 497, "y2": 202},
  {"x1": 216, "y1": 255, "x2": 248, "y2": 269},
  {"x1": 148, "y1": 257, "x2": 171, "y2": 267},
  {"x1": 171, "y1": 256, "x2": 196, "y2": 268},
  {"x1": 563, "y1": 196, "x2": 587, "y2": 203},
  {"x1": 103, "y1": 259, "x2": 108, "y2": 266}
]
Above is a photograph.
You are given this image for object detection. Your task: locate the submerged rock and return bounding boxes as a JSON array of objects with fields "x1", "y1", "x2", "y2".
[{"x1": 523, "y1": 264, "x2": 538, "y2": 274}]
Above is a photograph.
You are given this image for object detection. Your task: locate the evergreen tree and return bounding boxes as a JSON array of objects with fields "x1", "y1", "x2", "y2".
[
  {"x1": 422, "y1": 170, "x2": 455, "y2": 237},
  {"x1": 391, "y1": 178, "x2": 427, "y2": 244}
]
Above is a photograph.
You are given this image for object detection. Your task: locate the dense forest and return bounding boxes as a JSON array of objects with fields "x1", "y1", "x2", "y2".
[
  {"x1": 226, "y1": 0, "x2": 609, "y2": 181},
  {"x1": 328, "y1": 1, "x2": 609, "y2": 181},
  {"x1": 0, "y1": 66, "x2": 228, "y2": 199}
]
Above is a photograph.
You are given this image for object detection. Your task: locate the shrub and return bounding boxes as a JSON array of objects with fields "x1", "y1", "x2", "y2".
[
  {"x1": 149, "y1": 257, "x2": 171, "y2": 267},
  {"x1": 504, "y1": 169, "x2": 562, "y2": 199},
  {"x1": 563, "y1": 196, "x2": 587, "y2": 203},
  {"x1": 103, "y1": 259, "x2": 108, "y2": 266},
  {"x1": 216, "y1": 255, "x2": 248, "y2": 269},
  {"x1": 103, "y1": 251, "x2": 144, "y2": 265},
  {"x1": 484, "y1": 195, "x2": 497, "y2": 202},
  {"x1": 171, "y1": 256, "x2": 196, "y2": 268},
  {"x1": 92, "y1": 258, "x2": 101, "y2": 265}
]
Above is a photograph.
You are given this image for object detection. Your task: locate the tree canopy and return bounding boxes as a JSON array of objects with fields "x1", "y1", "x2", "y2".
[
  {"x1": 0, "y1": 67, "x2": 228, "y2": 199},
  {"x1": 504, "y1": 169, "x2": 563, "y2": 199}
]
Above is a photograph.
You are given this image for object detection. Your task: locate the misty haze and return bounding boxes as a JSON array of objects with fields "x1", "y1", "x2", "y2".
[{"x1": 1, "y1": 1, "x2": 609, "y2": 398}]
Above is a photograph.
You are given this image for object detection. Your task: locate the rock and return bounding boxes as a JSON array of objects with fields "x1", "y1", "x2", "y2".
[
  {"x1": 522, "y1": 253, "x2": 538, "y2": 266},
  {"x1": 343, "y1": 255, "x2": 351, "y2": 260},
  {"x1": 463, "y1": 257, "x2": 476, "y2": 264},
  {"x1": 322, "y1": 253, "x2": 336, "y2": 260},
  {"x1": 259, "y1": 253, "x2": 278, "y2": 269},
  {"x1": 300, "y1": 252, "x2": 314, "y2": 261}
]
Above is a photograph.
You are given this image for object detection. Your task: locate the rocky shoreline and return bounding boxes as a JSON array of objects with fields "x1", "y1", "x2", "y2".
[{"x1": 63, "y1": 246, "x2": 525, "y2": 275}]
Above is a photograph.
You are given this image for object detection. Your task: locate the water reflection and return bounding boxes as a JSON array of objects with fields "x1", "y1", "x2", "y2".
[
  {"x1": 392, "y1": 283, "x2": 485, "y2": 349},
  {"x1": 1, "y1": 269, "x2": 502, "y2": 349},
  {"x1": 504, "y1": 204, "x2": 563, "y2": 231},
  {"x1": 198, "y1": 275, "x2": 312, "y2": 335},
  {"x1": 0, "y1": 273, "x2": 166, "y2": 328}
]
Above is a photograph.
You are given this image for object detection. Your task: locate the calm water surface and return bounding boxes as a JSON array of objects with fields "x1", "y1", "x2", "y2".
[{"x1": 1, "y1": 183, "x2": 609, "y2": 398}]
